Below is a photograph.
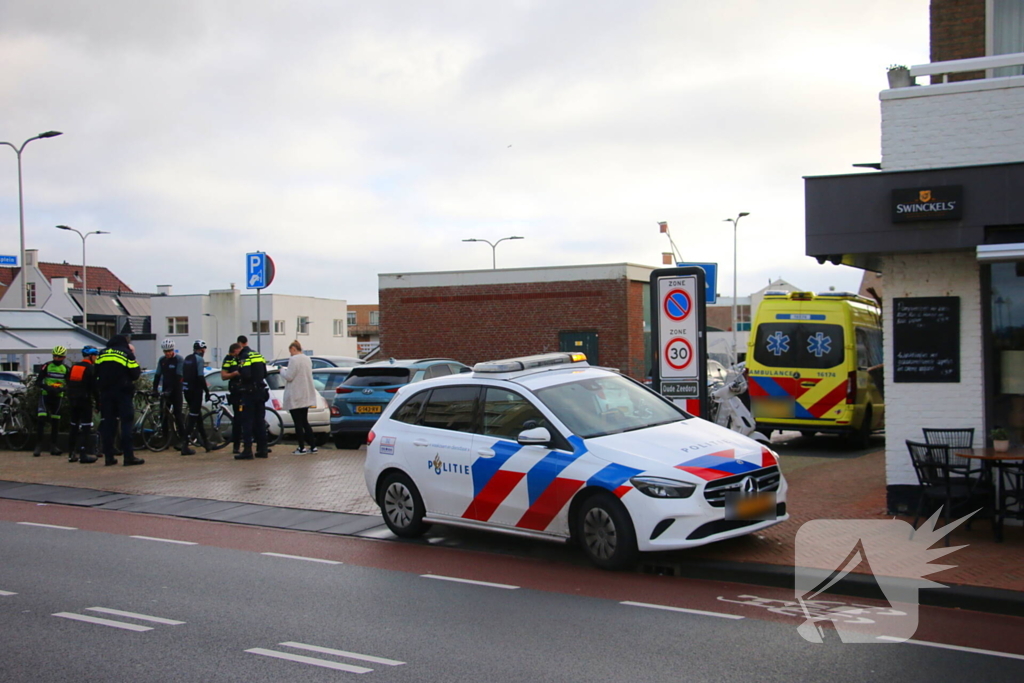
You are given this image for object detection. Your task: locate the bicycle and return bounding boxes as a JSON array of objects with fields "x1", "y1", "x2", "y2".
[
  {"x1": 204, "y1": 393, "x2": 284, "y2": 450},
  {"x1": 139, "y1": 391, "x2": 181, "y2": 452},
  {"x1": 0, "y1": 388, "x2": 31, "y2": 450}
]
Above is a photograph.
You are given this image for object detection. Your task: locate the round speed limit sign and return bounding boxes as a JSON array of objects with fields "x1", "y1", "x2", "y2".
[{"x1": 664, "y1": 337, "x2": 693, "y2": 370}]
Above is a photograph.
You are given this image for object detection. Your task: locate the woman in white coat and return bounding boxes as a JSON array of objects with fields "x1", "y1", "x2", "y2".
[{"x1": 279, "y1": 340, "x2": 318, "y2": 454}]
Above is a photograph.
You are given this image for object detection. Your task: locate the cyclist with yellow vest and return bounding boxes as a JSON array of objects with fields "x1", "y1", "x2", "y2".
[
  {"x1": 96, "y1": 334, "x2": 145, "y2": 466},
  {"x1": 235, "y1": 342, "x2": 269, "y2": 460},
  {"x1": 33, "y1": 345, "x2": 69, "y2": 457}
]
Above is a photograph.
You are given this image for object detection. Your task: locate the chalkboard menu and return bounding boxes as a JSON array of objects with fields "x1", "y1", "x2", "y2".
[{"x1": 893, "y1": 297, "x2": 960, "y2": 383}]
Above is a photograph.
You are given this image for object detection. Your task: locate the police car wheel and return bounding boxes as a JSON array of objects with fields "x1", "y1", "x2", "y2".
[
  {"x1": 577, "y1": 493, "x2": 637, "y2": 570},
  {"x1": 379, "y1": 472, "x2": 430, "y2": 538}
]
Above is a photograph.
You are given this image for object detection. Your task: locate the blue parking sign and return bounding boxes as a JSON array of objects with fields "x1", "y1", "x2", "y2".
[
  {"x1": 678, "y1": 262, "x2": 717, "y2": 304},
  {"x1": 246, "y1": 252, "x2": 275, "y2": 289}
]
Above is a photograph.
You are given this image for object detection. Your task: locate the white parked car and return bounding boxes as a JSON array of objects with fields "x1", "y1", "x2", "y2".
[
  {"x1": 205, "y1": 367, "x2": 331, "y2": 442},
  {"x1": 364, "y1": 352, "x2": 788, "y2": 569}
]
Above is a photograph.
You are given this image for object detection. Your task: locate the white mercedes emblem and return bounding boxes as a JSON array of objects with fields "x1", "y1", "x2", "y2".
[{"x1": 740, "y1": 476, "x2": 758, "y2": 495}]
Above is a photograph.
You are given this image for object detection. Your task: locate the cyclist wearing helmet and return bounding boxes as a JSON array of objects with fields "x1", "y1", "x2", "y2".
[
  {"x1": 66, "y1": 346, "x2": 100, "y2": 464},
  {"x1": 153, "y1": 339, "x2": 186, "y2": 448},
  {"x1": 33, "y1": 345, "x2": 70, "y2": 457},
  {"x1": 180, "y1": 339, "x2": 219, "y2": 455}
]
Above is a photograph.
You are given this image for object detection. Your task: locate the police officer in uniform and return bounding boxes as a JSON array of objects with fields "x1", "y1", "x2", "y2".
[
  {"x1": 33, "y1": 345, "x2": 69, "y2": 456},
  {"x1": 180, "y1": 339, "x2": 218, "y2": 455},
  {"x1": 220, "y1": 342, "x2": 243, "y2": 454},
  {"x1": 66, "y1": 346, "x2": 100, "y2": 464},
  {"x1": 96, "y1": 334, "x2": 144, "y2": 466},
  {"x1": 153, "y1": 339, "x2": 186, "y2": 448},
  {"x1": 235, "y1": 343, "x2": 269, "y2": 460}
]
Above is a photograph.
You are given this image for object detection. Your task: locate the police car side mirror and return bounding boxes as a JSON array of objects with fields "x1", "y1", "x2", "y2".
[{"x1": 517, "y1": 427, "x2": 551, "y2": 446}]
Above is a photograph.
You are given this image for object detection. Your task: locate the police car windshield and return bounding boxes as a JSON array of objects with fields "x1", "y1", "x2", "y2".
[
  {"x1": 343, "y1": 367, "x2": 411, "y2": 387},
  {"x1": 534, "y1": 374, "x2": 686, "y2": 439}
]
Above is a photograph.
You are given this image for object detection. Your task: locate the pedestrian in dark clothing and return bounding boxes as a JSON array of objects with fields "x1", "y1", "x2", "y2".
[
  {"x1": 96, "y1": 334, "x2": 144, "y2": 467},
  {"x1": 153, "y1": 338, "x2": 186, "y2": 447},
  {"x1": 33, "y1": 345, "x2": 69, "y2": 456},
  {"x1": 235, "y1": 345, "x2": 269, "y2": 460},
  {"x1": 66, "y1": 346, "x2": 100, "y2": 464},
  {"x1": 180, "y1": 339, "x2": 219, "y2": 455}
]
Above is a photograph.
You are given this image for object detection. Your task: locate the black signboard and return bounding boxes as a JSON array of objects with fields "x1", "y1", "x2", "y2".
[
  {"x1": 893, "y1": 297, "x2": 959, "y2": 383},
  {"x1": 892, "y1": 185, "x2": 963, "y2": 223}
]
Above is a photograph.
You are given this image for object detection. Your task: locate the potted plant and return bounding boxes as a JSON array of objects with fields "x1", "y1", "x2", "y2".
[
  {"x1": 887, "y1": 64, "x2": 914, "y2": 89},
  {"x1": 990, "y1": 427, "x2": 1010, "y2": 452}
]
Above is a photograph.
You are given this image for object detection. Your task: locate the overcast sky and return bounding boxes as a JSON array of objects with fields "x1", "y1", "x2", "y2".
[{"x1": 1, "y1": 0, "x2": 930, "y2": 305}]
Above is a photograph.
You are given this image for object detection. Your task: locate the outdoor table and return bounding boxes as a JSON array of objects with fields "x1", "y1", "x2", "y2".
[{"x1": 955, "y1": 448, "x2": 1024, "y2": 542}]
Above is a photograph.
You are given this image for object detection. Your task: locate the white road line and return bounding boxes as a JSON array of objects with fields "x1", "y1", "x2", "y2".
[
  {"x1": 261, "y1": 552, "x2": 342, "y2": 565},
  {"x1": 86, "y1": 607, "x2": 185, "y2": 625},
  {"x1": 0, "y1": 590, "x2": 17, "y2": 596},
  {"x1": 421, "y1": 574, "x2": 519, "y2": 590},
  {"x1": 876, "y1": 636, "x2": 1024, "y2": 661},
  {"x1": 52, "y1": 612, "x2": 153, "y2": 632},
  {"x1": 621, "y1": 601, "x2": 745, "y2": 620},
  {"x1": 130, "y1": 535, "x2": 198, "y2": 546},
  {"x1": 245, "y1": 648, "x2": 372, "y2": 673},
  {"x1": 280, "y1": 642, "x2": 405, "y2": 666},
  {"x1": 17, "y1": 522, "x2": 76, "y2": 531}
]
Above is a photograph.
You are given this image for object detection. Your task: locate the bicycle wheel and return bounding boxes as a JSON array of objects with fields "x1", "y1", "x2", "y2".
[
  {"x1": 202, "y1": 409, "x2": 229, "y2": 449},
  {"x1": 4, "y1": 408, "x2": 31, "y2": 450},
  {"x1": 265, "y1": 409, "x2": 284, "y2": 446},
  {"x1": 141, "y1": 406, "x2": 171, "y2": 452}
]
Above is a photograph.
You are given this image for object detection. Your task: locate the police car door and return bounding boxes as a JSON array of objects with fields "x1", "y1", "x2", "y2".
[
  {"x1": 465, "y1": 387, "x2": 566, "y2": 534},
  {"x1": 413, "y1": 385, "x2": 481, "y2": 518}
]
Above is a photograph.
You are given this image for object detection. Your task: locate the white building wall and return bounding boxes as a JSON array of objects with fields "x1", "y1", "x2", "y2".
[
  {"x1": 149, "y1": 294, "x2": 214, "y2": 368},
  {"x1": 240, "y1": 294, "x2": 357, "y2": 362},
  {"x1": 881, "y1": 76, "x2": 1024, "y2": 170},
  {"x1": 881, "y1": 251, "x2": 984, "y2": 487}
]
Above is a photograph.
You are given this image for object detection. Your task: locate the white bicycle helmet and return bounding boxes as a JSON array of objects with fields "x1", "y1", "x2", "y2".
[
  {"x1": 160, "y1": 339, "x2": 176, "y2": 351},
  {"x1": 193, "y1": 339, "x2": 208, "y2": 350}
]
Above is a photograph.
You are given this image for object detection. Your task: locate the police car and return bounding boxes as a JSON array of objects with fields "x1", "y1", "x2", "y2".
[{"x1": 364, "y1": 353, "x2": 788, "y2": 569}]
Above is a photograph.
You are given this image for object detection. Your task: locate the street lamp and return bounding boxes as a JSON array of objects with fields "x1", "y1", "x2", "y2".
[
  {"x1": 723, "y1": 212, "x2": 750, "y2": 359},
  {"x1": 462, "y1": 236, "x2": 524, "y2": 269},
  {"x1": 56, "y1": 225, "x2": 109, "y2": 332},
  {"x1": 203, "y1": 313, "x2": 219, "y2": 365},
  {"x1": 1, "y1": 131, "x2": 63, "y2": 307}
]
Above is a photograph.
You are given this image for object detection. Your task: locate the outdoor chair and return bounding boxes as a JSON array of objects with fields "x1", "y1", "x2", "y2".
[
  {"x1": 906, "y1": 440, "x2": 989, "y2": 546},
  {"x1": 922, "y1": 428, "x2": 976, "y2": 479},
  {"x1": 995, "y1": 461, "x2": 1024, "y2": 541}
]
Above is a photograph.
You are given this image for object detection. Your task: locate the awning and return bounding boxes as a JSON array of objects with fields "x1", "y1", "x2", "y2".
[
  {"x1": 977, "y1": 243, "x2": 1024, "y2": 262},
  {"x1": 0, "y1": 309, "x2": 107, "y2": 354}
]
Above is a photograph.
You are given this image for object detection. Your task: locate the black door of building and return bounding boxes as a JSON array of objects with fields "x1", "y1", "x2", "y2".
[{"x1": 559, "y1": 331, "x2": 598, "y2": 365}]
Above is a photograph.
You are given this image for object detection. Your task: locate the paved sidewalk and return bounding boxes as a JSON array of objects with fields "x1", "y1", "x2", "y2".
[{"x1": 1, "y1": 441, "x2": 1021, "y2": 594}]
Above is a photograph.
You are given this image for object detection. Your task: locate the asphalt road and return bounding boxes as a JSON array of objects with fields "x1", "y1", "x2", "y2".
[{"x1": 2, "y1": 502, "x2": 1022, "y2": 682}]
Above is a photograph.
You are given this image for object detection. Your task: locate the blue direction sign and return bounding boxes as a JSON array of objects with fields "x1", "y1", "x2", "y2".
[
  {"x1": 246, "y1": 252, "x2": 276, "y2": 290},
  {"x1": 678, "y1": 262, "x2": 717, "y2": 304},
  {"x1": 0, "y1": 255, "x2": 17, "y2": 266}
]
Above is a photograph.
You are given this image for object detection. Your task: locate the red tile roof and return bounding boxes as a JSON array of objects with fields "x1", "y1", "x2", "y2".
[{"x1": 0, "y1": 262, "x2": 133, "y2": 293}]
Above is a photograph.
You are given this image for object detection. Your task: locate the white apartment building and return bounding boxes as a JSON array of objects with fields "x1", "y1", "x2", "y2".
[{"x1": 149, "y1": 285, "x2": 358, "y2": 368}]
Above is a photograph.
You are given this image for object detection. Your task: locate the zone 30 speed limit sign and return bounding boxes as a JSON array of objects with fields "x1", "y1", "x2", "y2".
[
  {"x1": 664, "y1": 337, "x2": 693, "y2": 370},
  {"x1": 650, "y1": 266, "x2": 707, "y2": 416}
]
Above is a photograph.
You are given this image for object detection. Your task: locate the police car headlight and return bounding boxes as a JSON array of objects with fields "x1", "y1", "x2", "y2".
[{"x1": 630, "y1": 476, "x2": 697, "y2": 499}]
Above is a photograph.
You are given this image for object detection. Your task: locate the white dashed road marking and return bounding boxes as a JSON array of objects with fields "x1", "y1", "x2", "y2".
[
  {"x1": 420, "y1": 574, "x2": 519, "y2": 590},
  {"x1": 17, "y1": 522, "x2": 76, "y2": 531},
  {"x1": 261, "y1": 552, "x2": 342, "y2": 565},
  {"x1": 130, "y1": 535, "x2": 198, "y2": 545},
  {"x1": 876, "y1": 636, "x2": 1024, "y2": 661},
  {"x1": 53, "y1": 612, "x2": 154, "y2": 632},
  {"x1": 53, "y1": 607, "x2": 185, "y2": 632},
  {"x1": 279, "y1": 642, "x2": 405, "y2": 666},
  {"x1": 621, "y1": 601, "x2": 745, "y2": 620},
  {"x1": 86, "y1": 607, "x2": 185, "y2": 625},
  {"x1": 0, "y1": 590, "x2": 17, "y2": 596},
  {"x1": 246, "y1": 642, "x2": 404, "y2": 674}
]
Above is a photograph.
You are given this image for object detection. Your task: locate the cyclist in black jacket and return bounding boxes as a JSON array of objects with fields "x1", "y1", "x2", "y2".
[
  {"x1": 153, "y1": 339, "x2": 186, "y2": 449},
  {"x1": 181, "y1": 339, "x2": 219, "y2": 455}
]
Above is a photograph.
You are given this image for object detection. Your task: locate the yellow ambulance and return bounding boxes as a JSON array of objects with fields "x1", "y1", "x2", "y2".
[{"x1": 746, "y1": 291, "x2": 883, "y2": 445}]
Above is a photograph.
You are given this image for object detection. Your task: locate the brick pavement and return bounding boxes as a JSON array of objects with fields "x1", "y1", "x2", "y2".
[{"x1": 1, "y1": 444, "x2": 1020, "y2": 592}]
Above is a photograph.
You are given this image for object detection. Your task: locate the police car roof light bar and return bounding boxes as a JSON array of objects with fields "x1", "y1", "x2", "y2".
[{"x1": 473, "y1": 352, "x2": 588, "y2": 374}]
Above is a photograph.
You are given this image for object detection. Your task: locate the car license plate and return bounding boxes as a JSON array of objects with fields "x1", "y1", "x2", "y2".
[
  {"x1": 725, "y1": 492, "x2": 777, "y2": 521},
  {"x1": 754, "y1": 398, "x2": 793, "y2": 420},
  {"x1": 355, "y1": 405, "x2": 382, "y2": 414}
]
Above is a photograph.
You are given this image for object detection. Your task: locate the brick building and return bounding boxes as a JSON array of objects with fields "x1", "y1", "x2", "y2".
[
  {"x1": 378, "y1": 264, "x2": 654, "y2": 380},
  {"x1": 803, "y1": 0, "x2": 1024, "y2": 511}
]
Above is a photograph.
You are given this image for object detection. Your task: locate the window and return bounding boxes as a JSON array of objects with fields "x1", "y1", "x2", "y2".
[
  {"x1": 251, "y1": 320, "x2": 270, "y2": 334},
  {"x1": 393, "y1": 389, "x2": 430, "y2": 425},
  {"x1": 424, "y1": 364, "x2": 454, "y2": 380},
  {"x1": 752, "y1": 322, "x2": 845, "y2": 370},
  {"x1": 347, "y1": 311, "x2": 357, "y2": 326},
  {"x1": 167, "y1": 316, "x2": 189, "y2": 335},
  {"x1": 26, "y1": 282, "x2": 36, "y2": 307},
  {"x1": 993, "y1": 0, "x2": 1024, "y2": 77},
  {"x1": 535, "y1": 375, "x2": 685, "y2": 439},
  {"x1": 297, "y1": 316, "x2": 310, "y2": 335},
  {"x1": 334, "y1": 319, "x2": 345, "y2": 336},
  {"x1": 483, "y1": 388, "x2": 550, "y2": 440},
  {"x1": 274, "y1": 320, "x2": 285, "y2": 335},
  {"x1": 369, "y1": 311, "x2": 379, "y2": 326},
  {"x1": 420, "y1": 386, "x2": 481, "y2": 433}
]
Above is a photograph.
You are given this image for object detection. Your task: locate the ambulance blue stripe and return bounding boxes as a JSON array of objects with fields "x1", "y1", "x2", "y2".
[
  {"x1": 794, "y1": 402, "x2": 815, "y2": 419},
  {"x1": 586, "y1": 463, "x2": 643, "y2": 491},
  {"x1": 754, "y1": 377, "x2": 790, "y2": 398},
  {"x1": 472, "y1": 441, "x2": 523, "y2": 498},
  {"x1": 525, "y1": 436, "x2": 587, "y2": 506}
]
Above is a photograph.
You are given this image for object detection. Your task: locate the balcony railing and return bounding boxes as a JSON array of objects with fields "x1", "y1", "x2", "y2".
[{"x1": 909, "y1": 52, "x2": 1024, "y2": 84}]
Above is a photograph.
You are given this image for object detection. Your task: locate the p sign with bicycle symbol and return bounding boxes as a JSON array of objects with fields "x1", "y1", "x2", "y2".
[{"x1": 664, "y1": 337, "x2": 693, "y2": 370}]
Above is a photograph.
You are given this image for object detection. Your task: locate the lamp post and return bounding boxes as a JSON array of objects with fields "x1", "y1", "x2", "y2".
[
  {"x1": 462, "y1": 236, "x2": 524, "y2": 269},
  {"x1": 1, "y1": 131, "x2": 63, "y2": 307},
  {"x1": 203, "y1": 313, "x2": 219, "y2": 365},
  {"x1": 723, "y1": 212, "x2": 750, "y2": 359},
  {"x1": 56, "y1": 225, "x2": 109, "y2": 332}
]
